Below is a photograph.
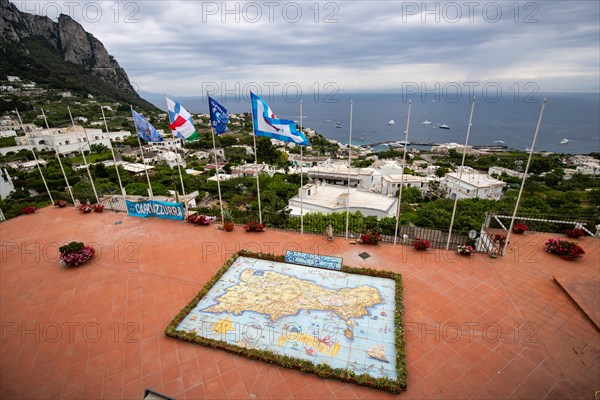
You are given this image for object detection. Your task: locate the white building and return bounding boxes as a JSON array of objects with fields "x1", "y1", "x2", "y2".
[
  {"x1": 148, "y1": 138, "x2": 182, "y2": 152},
  {"x1": 289, "y1": 155, "x2": 330, "y2": 168},
  {"x1": 431, "y1": 143, "x2": 480, "y2": 155},
  {"x1": 307, "y1": 163, "x2": 382, "y2": 191},
  {"x1": 158, "y1": 151, "x2": 186, "y2": 168},
  {"x1": 380, "y1": 174, "x2": 430, "y2": 196},
  {"x1": 0, "y1": 129, "x2": 17, "y2": 138},
  {"x1": 575, "y1": 160, "x2": 600, "y2": 176},
  {"x1": 7, "y1": 76, "x2": 20, "y2": 82},
  {"x1": 488, "y1": 166, "x2": 529, "y2": 179},
  {"x1": 0, "y1": 169, "x2": 15, "y2": 199},
  {"x1": 441, "y1": 167, "x2": 507, "y2": 200},
  {"x1": 15, "y1": 126, "x2": 131, "y2": 154},
  {"x1": 288, "y1": 182, "x2": 398, "y2": 218},
  {"x1": 5, "y1": 160, "x2": 48, "y2": 172}
]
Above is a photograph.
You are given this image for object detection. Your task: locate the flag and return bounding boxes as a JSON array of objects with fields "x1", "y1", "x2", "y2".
[
  {"x1": 132, "y1": 109, "x2": 163, "y2": 142},
  {"x1": 208, "y1": 97, "x2": 229, "y2": 135},
  {"x1": 250, "y1": 92, "x2": 309, "y2": 146},
  {"x1": 166, "y1": 97, "x2": 199, "y2": 141}
]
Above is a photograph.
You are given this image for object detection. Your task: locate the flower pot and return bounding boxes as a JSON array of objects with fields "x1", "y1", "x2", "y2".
[
  {"x1": 94, "y1": 208, "x2": 103, "y2": 213},
  {"x1": 512, "y1": 229, "x2": 524, "y2": 234},
  {"x1": 223, "y1": 221, "x2": 235, "y2": 232},
  {"x1": 566, "y1": 233, "x2": 580, "y2": 239}
]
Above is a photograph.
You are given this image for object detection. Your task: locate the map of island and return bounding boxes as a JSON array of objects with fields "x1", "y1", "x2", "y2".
[
  {"x1": 175, "y1": 256, "x2": 398, "y2": 381},
  {"x1": 203, "y1": 269, "x2": 382, "y2": 322}
]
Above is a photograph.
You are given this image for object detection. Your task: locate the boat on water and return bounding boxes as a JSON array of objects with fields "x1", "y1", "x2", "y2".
[
  {"x1": 422, "y1": 120, "x2": 432, "y2": 125},
  {"x1": 439, "y1": 124, "x2": 450, "y2": 130},
  {"x1": 366, "y1": 345, "x2": 389, "y2": 363},
  {"x1": 494, "y1": 140, "x2": 505, "y2": 144},
  {"x1": 561, "y1": 138, "x2": 569, "y2": 144},
  {"x1": 335, "y1": 122, "x2": 341, "y2": 128},
  {"x1": 388, "y1": 120, "x2": 395, "y2": 125},
  {"x1": 397, "y1": 140, "x2": 410, "y2": 145}
]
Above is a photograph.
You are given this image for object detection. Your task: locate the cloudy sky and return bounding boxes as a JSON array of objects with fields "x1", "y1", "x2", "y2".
[{"x1": 18, "y1": 1, "x2": 600, "y2": 96}]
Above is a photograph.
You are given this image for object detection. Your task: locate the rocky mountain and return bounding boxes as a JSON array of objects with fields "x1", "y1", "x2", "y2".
[{"x1": 0, "y1": 0, "x2": 154, "y2": 109}]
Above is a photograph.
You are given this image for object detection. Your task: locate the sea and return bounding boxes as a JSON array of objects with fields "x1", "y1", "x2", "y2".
[{"x1": 142, "y1": 91, "x2": 600, "y2": 155}]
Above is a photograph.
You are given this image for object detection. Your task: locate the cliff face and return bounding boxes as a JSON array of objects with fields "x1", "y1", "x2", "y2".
[{"x1": 0, "y1": 0, "x2": 136, "y2": 95}]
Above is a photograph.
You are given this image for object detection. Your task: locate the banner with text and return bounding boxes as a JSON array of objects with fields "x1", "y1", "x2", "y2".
[{"x1": 126, "y1": 200, "x2": 185, "y2": 221}]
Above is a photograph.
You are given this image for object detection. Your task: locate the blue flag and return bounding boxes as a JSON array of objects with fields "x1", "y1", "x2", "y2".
[
  {"x1": 208, "y1": 97, "x2": 229, "y2": 135},
  {"x1": 132, "y1": 109, "x2": 163, "y2": 142},
  {"x1": 251, "y1": 92, "x2": 309, "y2": 146}
]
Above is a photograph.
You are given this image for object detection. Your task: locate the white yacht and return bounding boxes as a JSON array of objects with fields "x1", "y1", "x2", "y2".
[
  {"x1": 422, "y1": 120, "x2": 432, "y2": 125},
  {"x1": 388, "y1": 120, "x2": 395, "y2": 125},
  {"x1": 439, "y1": 124, "x2": 450, "y2": 130},
  {"x1": 560, "y1": 138, "x2": 569, "y2": 144}
]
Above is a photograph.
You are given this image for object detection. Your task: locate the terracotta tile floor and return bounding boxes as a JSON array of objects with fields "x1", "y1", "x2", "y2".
[{"x1": 1, "y1": 207, "x2": 599, "y2": 399}]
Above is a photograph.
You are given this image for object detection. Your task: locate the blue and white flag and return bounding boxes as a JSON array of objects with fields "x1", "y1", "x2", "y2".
[
  {"x1": 250, "y1": 92, "x2": 309, "y2": 146},
  {"x1": 208, "y1": 97, "x2": 229, "y2": 135},
  {"x1": 132, "y1": 109, "x2": 163, "y2": 142}
]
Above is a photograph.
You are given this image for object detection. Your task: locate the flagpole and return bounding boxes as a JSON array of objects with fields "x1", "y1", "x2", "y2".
[
  {"x1": 446, "y1": 97, "x2": 476, "y2": 250},
  {"x1": 15, "y1": 109, "x2": 53, "y2": 203},
  {"x1": 345, "y1": 100, "x2": 353, "y2": 239},
  {"x1": 207, "y1": 94, "x2": 225, "y2": 225},
  {"x1": 164, "y1": 95, "x2": 188, "y2": 216},
  {"x1": 68, "y1": 106, "x2": 99, "y2": 204},
  {"x1": 300, "y1": 99, "x2": 304, "y2": 234},
  {"x1": 100, "y1": 105, "x2": 127, "y2": 209},
  {"x1": 503, "y1": 98, "x2": 547, "y2": 256},
  {"x1": 41, "y1": 108, "x2": 75, "y2": 204},
  {"x1": 394, "y1": 100, "x2": 412, "y2": 245},
  {"x1": 176, "y1": 154, "x2": 188, "y2": 216},
  {"x1": 131, "y1": 105, "x2": 154, "y2": 200},
  {"x1": 250, "y1": 106, "x2": 263, "y2": 225}
]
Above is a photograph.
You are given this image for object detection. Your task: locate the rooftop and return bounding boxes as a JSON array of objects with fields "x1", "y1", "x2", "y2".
[
  {"x1": 290, "y1": 183, "x2": 397, "y2": 215},
  {"x1": 0, "y1": 207, "x2": 598, "y2": 399},
  {"x1": 446, "y1": 167, "x2": 507, "y2": 188}
]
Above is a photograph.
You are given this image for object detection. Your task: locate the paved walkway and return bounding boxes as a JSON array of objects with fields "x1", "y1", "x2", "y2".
[{"x1": 1, "y1": 207, "x2": 598, "y2": 399}]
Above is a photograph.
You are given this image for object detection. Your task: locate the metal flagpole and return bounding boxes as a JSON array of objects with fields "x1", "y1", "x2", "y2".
[
  {"x1": 207, "y1": 93, "x2": 225, "y2": 225},
  {"x1": 210, "y1": 126, "x2": 224, "y2": 224},
  {"x1": 68, "y1": 107, "x2": 99, "y2": 204},
  {"x1": 100, "y1": 105, "x2": 127, "y2": 209},
  {"x1": 300, "y1": 99, "x2": 304, "y2": 234},
  {"x1": 15, "y1": 109, "x2": 53, "y2": 203},
  {"x1": 394, "y1": 100, "x2": 412, "y2": 245},
  {"x1": 345, "y1": 100, "x2": 353, "y2": 239},
  {"x1": 165, "y1": 95, "x2": 188, "y2": 216},
  {"x1": 41, "y1": 108, "x2": 75, "y2": 204},
  {"x1": 176, "y1": 154, "x2": 188, "y2": 216},
  {"x1": 446, "y1": 97, "x2": 476, "y2": 250},
  {"x1": 503, "y1": 98, "x2": 547, "y2": 256},
  {"x1": 250, "y1": 107, "x2": 263, "y2": 225},
  {"x1": 130, "y1": 105, "x2": 154, "y2": 200}
]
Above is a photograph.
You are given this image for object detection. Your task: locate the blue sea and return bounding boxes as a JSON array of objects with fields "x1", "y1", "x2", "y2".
[{"x1": 143, "y1": 91, "x2": 600, "y2": 154}]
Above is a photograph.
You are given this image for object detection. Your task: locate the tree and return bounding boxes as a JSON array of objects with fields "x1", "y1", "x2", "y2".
[{"x1": 436, "y1": 167, "x2": 450, "y2": 178}]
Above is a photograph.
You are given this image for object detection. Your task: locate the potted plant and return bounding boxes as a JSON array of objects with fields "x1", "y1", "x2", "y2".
[
  {"x1": 79, "y1": 204, "x2": 92, "y2": 213},
  {"x1": 222, "y1": 209, "x2": 235, "y2": 232},
  {"x1": 564, "y1": 228, "x2": 585, "y2": 239},
  {"x1": 413, "y1": 238, "x2": 430, "y2": 251},
  {"x1": 54, "y1": 200, "x2": 67, "y2": 208},
  {"x1": 21, "y1": 205, "x2": 36, "y2": 215},
  {"x1": 512, "y1": 222, "x2": 528, "y2": 234},
  {"x1": 187, "y1": 214, "x2": 211, "y2": 225},
  {"x1": 59, "y1": 241, "x2": 96, "y2": 267},
  {"x1": 457, "y1": 244, "x2": 474, "y2": 255},
  {"x1": 92, "y1": 203, "x2": 104, "y2": 213},
  {"x1": 544, "y1": 238, "x2": 585, "y2": 260},
  {"x1": 360, "y1": 230, "x2": 382, "y2": 245},
  {"x1": 243, "y1": 221, "x2": 266, "y2": 232}
]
